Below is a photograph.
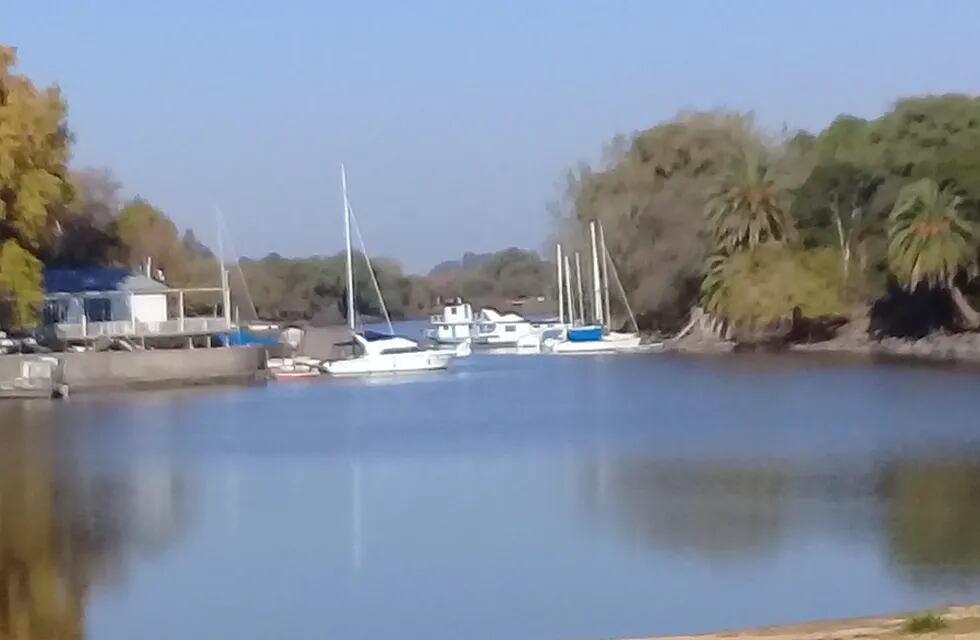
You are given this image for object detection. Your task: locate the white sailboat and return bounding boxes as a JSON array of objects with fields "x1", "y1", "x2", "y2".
[
  {"x1": 545, "y1": 221, "x2": 648, "y2": 354},
  {"x1": 323, "y1": 166, "x2": 467, "y2": 376}
]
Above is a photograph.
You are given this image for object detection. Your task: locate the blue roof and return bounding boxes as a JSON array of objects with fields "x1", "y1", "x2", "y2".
[{"x1": 43, "y1": 268, "x2": 167, "y2": 294}]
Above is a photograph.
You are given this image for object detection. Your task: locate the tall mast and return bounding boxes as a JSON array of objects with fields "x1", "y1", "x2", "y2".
[
  {"x1": 216, "y1": 206, "x2": 231, "y2": 328},
  {"x1": 563, "y1": 254, "x2": 574, "y2": 325},
  {"x1": 599, "y1": 221, "x2": 611, "y2": 330},
  {"x1": 590, "y1": 221, "x2": 603, "y2": 327},
  {"x1": 574, "y1": 251, "x2": 585, "y2": 325},
  {"x1": 556, "y1": 244, "x2": 565, "y2": 325},
  {"x1": 341, "y1": 164, "x2": 355, "y2": 331}
]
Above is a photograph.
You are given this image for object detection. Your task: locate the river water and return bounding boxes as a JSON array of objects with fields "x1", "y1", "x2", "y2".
[{"x1": 3, "y1": 347, "x2": 980, "y2": 640}]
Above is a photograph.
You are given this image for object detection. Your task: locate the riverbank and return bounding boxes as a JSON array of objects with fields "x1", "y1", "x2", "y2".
[
  {"x1": 627, "y1": 605, "x2": 980, "y2": 640},
  {"x1": 664, "y1": 315, "x2": 980, "y2": 367}
]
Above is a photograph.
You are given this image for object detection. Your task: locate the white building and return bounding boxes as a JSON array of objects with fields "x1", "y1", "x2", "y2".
[{"x1": 41, "y1": 267, "x2": 231, "y2": 343}]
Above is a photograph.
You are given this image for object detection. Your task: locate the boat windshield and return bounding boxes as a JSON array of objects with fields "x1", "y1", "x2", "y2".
[{"x1": 378, "y1": 346, "x2": 423, "y2": 355}]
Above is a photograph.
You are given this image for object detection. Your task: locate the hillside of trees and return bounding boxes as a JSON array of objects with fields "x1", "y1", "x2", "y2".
[{"x1": 555, "y1": 97, "x2": 980, "y2": 339}]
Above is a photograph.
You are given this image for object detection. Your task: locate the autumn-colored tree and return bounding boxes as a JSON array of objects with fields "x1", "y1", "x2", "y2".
[
  {"x1": 115, "y1": 197, "x2": 185, "y2": 282},
  {"x1": 0, "y1": 45, "x2": 73, "y2": 327}
]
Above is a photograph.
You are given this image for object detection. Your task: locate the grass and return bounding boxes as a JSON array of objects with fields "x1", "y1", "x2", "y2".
[{"x1": 904, "y1": 612, "x2": 947, "y2": 634}]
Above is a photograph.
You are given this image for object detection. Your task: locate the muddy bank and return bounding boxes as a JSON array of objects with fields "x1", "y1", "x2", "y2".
[
  {"x1": 661, "y1": 312, "x2": 980, "y2": 366},
  {"x1": 790, "y1": 331, "x2": 980, "y2": 365},
  {"x1": 626, "y1": 604, "x2": 980, "y2": 640}
]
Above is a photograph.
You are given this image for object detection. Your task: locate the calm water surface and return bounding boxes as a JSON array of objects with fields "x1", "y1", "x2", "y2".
[{"x1": 4, "y1": 348, "x2": 980, "y2": 640}]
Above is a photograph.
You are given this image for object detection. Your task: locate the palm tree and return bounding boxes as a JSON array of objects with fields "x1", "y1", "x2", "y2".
[
  {"x1": 887, "y1": 178, "x2": 979, "y2": 328},
  {"x1": 699, "y1": 252, "x2": 729, "y2": 317},
  {"x1": 706, "y1": 149, "x2": 791, "y2": 252}
]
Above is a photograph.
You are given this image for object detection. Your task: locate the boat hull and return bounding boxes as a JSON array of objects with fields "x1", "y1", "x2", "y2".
[
  {"x1": 324, "y1": 350, "x2": 453, "y2": 376},
  {"x1": 545, "y1": 332, "x2": 643, "y2": 354}
]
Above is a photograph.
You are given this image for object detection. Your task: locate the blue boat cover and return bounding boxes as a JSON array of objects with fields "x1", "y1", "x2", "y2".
[
  {"x1": 221, "y1": 331, "x2": 279, "y2": 347},
  {"x1": 567, "y1": 325, "x2": 603, "y2": 342}
]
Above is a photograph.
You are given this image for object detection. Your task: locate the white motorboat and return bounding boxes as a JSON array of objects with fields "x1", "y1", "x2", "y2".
[
  {"x1": 424, "y1": 301, "x2": 476, "y2": 344},
  {"x1": 324, "y1": 166, "x2": 465, "y2": 376},
  {"x1": 323, "y1": 331, "x2": 463, "y2": 375},
  {"x1": 474, "y1": 308, "x2": 539, "y2": 346},
  {"x1": 425, "y1": 302, "x2": 562, "y2": 349}
]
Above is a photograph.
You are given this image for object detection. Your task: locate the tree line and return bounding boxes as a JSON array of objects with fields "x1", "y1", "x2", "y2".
[{"x1": 555, "y1": 96, "x2": 980, "y2": 339}]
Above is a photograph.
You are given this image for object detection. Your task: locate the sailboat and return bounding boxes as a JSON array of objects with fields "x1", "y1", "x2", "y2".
[
  {"x1": 323, "y1": 166, "x2": 467, "y2": 375},
  {"x1": 545, "y1": 221, "x2": 646, "y2": 354}
]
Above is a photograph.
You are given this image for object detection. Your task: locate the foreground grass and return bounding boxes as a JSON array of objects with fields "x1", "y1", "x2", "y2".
[
  {"x1": 904, "y1": 612, "x2": 947, "y2": 634},
  {"x1": 628, "y1": 604, "x2": 980, "y2": 640}
]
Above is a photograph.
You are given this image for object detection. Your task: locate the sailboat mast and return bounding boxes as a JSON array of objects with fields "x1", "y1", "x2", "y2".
[
  {"x1": 563, "y1": 254, "x2": 574, "y2": 325},
  {"x1": 574, "y1": 252, "x2": 585, "y2": 325},
  {"x1": 599, "y1": 221, "x2": 611, "y2": 330},
  {"x1": 215, "y1": 206, "x2": 231, "y2": 327},
  {"x1": 590, "y1": 221, "x2": 603, "y2": 327},
  {"x1": 556, "y1": 244, "x2": 565, "y2": 325},
  {"x1": 341, "y1": 164, "x2": 355, "y2": 331}
]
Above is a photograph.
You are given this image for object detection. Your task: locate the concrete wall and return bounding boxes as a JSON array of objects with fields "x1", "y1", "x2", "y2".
[{"x1": 58, "y1": 346, "x2": 266, "y2": 391}]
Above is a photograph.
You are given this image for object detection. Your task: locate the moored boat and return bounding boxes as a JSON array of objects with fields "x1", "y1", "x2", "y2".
[{"x1": 323, "y1": 166, "x2": 465, "y2": 376}]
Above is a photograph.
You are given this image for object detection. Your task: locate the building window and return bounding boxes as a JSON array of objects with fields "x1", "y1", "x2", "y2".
[{"x1": 84, "y1": 298, "x2": 112, "y2": 322}]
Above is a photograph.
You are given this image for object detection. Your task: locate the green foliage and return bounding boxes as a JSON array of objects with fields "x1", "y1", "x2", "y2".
[
  {"x1": 0, "y1": 238, "x2": 43, "y2": 326},
  {"x1": 700, "y1": 245, "x2": 848, "y2": 328},
  {"x1": 706, "y1": 149, "x2": 792, "y2": 251},
  {"x1": 887, "y1": 178, "x2": 976, "y2": 290},
  {"x1": 904, "y1": 612, "x2": 947, "y2": 634},
  {"x1": 557, "y1": 94, "x2": 980, "y2": 334},
  {"x1": 554, "y1": 112, "x2": 758, "y2": 330},
  {"x1": 0, "y1": 45, "x2": 72, "y2": 327},
  {"x1": 428, "y1": 248, "x2": 550, "y2": 306},
  {"x1": 237, "y1": 251, "x2": 423, "y2": 322}
]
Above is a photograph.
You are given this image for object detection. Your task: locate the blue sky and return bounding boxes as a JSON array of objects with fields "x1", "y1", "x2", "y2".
[{"x1": 5, "y1": 1, "x2": 980, "y2": 272}]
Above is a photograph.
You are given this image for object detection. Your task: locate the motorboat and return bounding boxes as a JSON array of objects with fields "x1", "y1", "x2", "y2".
[
  {"x1": 424, "y1": 301, "x2": 476, "y2": 344},
  {"x1": 323, "y1": 165, "x2": 465, "y2": 376},
  {"x1": 324, "y1": 330, "x2": 465, "y2": 375}
]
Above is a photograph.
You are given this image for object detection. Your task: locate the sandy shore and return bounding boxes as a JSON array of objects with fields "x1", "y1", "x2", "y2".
[{"x1": 627, "y1": 605, "x2": 980, "y2": 640}]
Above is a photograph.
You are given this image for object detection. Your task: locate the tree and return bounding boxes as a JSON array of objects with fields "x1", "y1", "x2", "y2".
[
  {"x1": 886, "y1": 178, "x2": 979, "y2": 328},
  {"x1": 46, "y1": 168, "x2": 123, "y2": 267},
  {"x1": 706, "y1": 148, "x2": 792, "y2": 252},
  {"x1": 700, "y1": 245, "x2": 847, "y2": 332},
  {"x1": 555, "y1": 112, "x2": 758, "y2": 330},
  {"x1": 0, "y1": 45, "x2": 73, "y2": 327},
  {"x1": 115, "y1": 198, "x2": 182, "y2": 280},
  {"x1": 0, "y1": 239, "x2": 43, "y2": 326}
]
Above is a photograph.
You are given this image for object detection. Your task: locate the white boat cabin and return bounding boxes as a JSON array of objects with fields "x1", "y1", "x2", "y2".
[
  {"x1": 425, "y1": 301, "x2": 476, "y2": 343},
  {"x1": 474, "y1": 308, "x2": 535, "y2": 345}
]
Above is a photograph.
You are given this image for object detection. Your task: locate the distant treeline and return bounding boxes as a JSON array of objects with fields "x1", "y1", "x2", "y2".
[
  {"x1": 237, "y1": 247, "x2": 551, "y2": 323},
  {"x1": 554, "y1": 96, "x2": 980, "y2": 338}
]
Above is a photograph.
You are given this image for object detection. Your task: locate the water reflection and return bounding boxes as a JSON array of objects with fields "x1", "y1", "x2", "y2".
[
  {"x1": 582, "y1": 458, "x2": 790, "y2": 559},
  {"x1": 0, "y1": 402, "x2": 191, "y2": 640},
  {"x1": 880, "y1": 460, "x2": 980, "y2": 578},
  {"x1": 581, "y1": 454, "x2": 980, "y2": 579}
]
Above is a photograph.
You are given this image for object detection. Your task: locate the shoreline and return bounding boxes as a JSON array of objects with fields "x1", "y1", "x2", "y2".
[
  {"x1": 625, "y1": 604, "x2": 980, "y2": 640},
  {"x1": 664, "y1": 328, "x2": 980, "y2": 368}
]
